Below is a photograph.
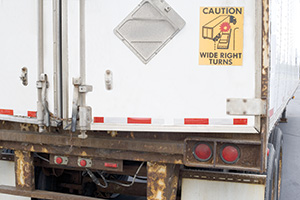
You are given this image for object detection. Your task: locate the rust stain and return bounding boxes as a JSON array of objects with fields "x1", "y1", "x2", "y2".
[
  {"x1": 15, "y1": 151, "x2": 26, "y2": 187},
  {"x1": 20, "y1": 124, "x2": 30, "y2": 132},
  {"x1": 130, "y1": 132, "x2": 135, "y2": 139},
  {"x1": 174, "y1": 159, "x2": 183, "y2": 165},
  {"x1": 15, "y1": 151, "x2": 34, "y2": 190},
  {"x1": 41, "y1": 148, "x2": 49, "y2": 153},
  {"x1": 107, "y1": 131, "x2": 118, "y2": 137},
  {"x1": 30, "y1": 146, "x2": 35, "y2": 152},
  {"x1": 81, "y1": 151, "x2": 88, "y2": 156},
  {"x1": 262, "y1": 0, "x2": 270, "y2": 99},
  {"x1": 147, "y1": 162, "x2": 167, "y2": 200},
  {"x1": 147, "y1": 162, "x2": 180, "y2": 200},
  {"x1": 261, "y1": 0, "x2": 270, "y2": 172}
]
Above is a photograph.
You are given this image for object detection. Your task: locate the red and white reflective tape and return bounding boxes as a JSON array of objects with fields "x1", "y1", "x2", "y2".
[
  {"x1": 175, "y1": 118, "x2": 248, "y2": 125},
  {"x1": 27, "y1": 111, "x2": 37, "y2": 118},
  {"x1": 94, "y1": 117, "x2": 248, "y2": 126},
  {"x1": 0, "y1": 109, "x2": 37, "y2": 118},
  {"x1": 0, "y1": 109, "x2": 13, "y2": 116},
  {"x1": 94, "y1": 117, "x2": 164, "y2": 125}
]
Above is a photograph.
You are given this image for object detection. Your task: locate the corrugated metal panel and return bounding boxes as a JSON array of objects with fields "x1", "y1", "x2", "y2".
[{"x1": 269, "y1": 0, "x2": 300, "y2": 132}]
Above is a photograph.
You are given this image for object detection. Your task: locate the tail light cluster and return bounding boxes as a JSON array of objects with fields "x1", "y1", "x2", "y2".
[
  {"x1": 185, "y1": 139, "x2": 260, "y2": 171},
  {"x1": 192, "y1": 143, "x2": 240, "y2": 164}
]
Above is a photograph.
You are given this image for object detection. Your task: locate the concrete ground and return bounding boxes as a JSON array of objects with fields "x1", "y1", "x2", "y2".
[{"x1": 279, "y1": 87, "x2": 300, "y2": 200}]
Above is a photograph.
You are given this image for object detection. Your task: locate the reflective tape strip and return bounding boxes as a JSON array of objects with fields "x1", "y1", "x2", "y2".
[
  {"x1": 94, "y1": 117, "x2": 248, "y2": 125},
  {"x1": 176, "y1": 118, "x2": 248, "y2": 126},
  {"x1": 184, "y1": 118, "x2": 209, "y2": 125},
  {"x1": 105, "y1": 117, "x2": 127, "y2": 124},
  {"x1": 0, "y1": 109, "x2": 13, "y2": 115},
  {"x1": 209, "y1": 118, "x2": 233, "y2": 125},
  {"x1": 93, "y1": 117, "x2": 165, "y2": 125},
  {"x1": 233, "y1": 118, "x2": 248, "y2": 125},
  {"x1": 94, "y1": 117, "x2": 104, "y2": 123},
  {"x1": 27, "y1": 111, "x2": 37, "y2": 118},
  {"x1": 128, "y1": 118, "x2": 151, "y2": 124}
]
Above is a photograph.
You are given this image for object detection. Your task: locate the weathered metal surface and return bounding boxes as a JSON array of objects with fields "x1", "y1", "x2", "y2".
[
  {"x1": 261, "y1": 0, "x2": 270, "y2": 100},
  {"x1": 0, "y1": 125, "x2": 263, "y2": 170},
  {"x1": 147, "y1": 162, "x2": 180, "y2": 200},
  {"x1": 261, "y1": 0, "x2": 270, "y2": 173},
  {"x1": 14, "y1": 151, "x2": 34, "y2": 190},
  {"x1": 0, "y1": 141, "x2": 183, "y2": 165},
  {"x1": 0, "y1": 130, "x2": 183, "y2": 154},
  {"x1": 0, "y1": 185, "x2": 103, "y2": 200},
  {"x1": 181, "y1": 169, "x2": 266, "y2": 185},
  {"x1": 49, "y1": 154, "x2": 124, "y2": 172},
  {"x1": 184, "y1": 138, "x2": 261, "y2": 172}
]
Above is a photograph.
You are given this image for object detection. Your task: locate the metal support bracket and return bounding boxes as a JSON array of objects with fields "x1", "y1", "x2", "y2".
[
  {"x1": 227, "y1": 98, "x2": 267, "y2": 116},
  {"x1": 15, "y1": 151, "x2": 34, "y2": 191},
  {"x1": 71, "y1": 77, "x2": 93, "y2": 139},
  {"x1": 147, "y1": 162, "x2": 180, "y2": 200},
  {"x1": 79, "y1": 85, "x2": 93, "y2": 93},
  {"x1": 36, "y1": 73, "x2": 50, "y2": 132}
]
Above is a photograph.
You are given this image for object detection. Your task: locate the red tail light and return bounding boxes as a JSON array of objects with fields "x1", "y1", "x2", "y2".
[
  {"x1": 220, "y1": 144, "x2": 240, "y2": 164},
  {"x1": 80, "y1": 159, "x2": 87, "y2": 167},
  {"x1": 55, "y1": 157, "x2": 63, "y2": 165},
  {"x1": 193, "y1": 143, "x2": 213, "y2": 162}
]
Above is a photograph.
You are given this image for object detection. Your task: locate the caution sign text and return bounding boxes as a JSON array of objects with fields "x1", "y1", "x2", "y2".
[{"x1": 199, "y1": 7, "x2": 244, "y2": 66}]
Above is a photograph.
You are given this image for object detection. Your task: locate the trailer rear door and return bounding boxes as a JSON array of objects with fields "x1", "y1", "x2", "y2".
[
  {"x1": 0, "y1": 0, "x2": 60, "y2": 123},
  {"x1": 64, "y1": 0, "x2": 261, "y2": 133}
]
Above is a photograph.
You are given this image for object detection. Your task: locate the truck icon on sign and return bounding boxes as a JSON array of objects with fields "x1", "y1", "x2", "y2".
[{"x1": 202, "y1": 15, "x2": 237, "y2": 50}]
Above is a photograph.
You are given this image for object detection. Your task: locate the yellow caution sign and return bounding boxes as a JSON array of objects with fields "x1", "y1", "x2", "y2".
[{"x1": 199, "y1": 7, "x2": 244, "y2": 66}]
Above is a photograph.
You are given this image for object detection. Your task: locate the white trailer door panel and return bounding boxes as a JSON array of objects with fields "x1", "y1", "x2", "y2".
[
  {"x1": 66, "y1": 0, "x2": 260, "y2": 133},
  {"x1": 0, "y1": 0, "x2": 57, "y2": 123}
]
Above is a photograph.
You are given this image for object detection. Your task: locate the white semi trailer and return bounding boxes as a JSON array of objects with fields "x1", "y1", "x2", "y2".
[{"x1": 0, "y1": 0, "x2": 299, "y2": 199}]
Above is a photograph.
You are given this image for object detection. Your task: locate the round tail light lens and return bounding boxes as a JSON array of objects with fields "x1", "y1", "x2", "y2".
[
  {"x1": 55, "y1": 157, "x2": 63, "y2": 165},
  {"x1": 80, "y1": 159, "x2": 87, "y2": 167},
  {"x1": 220, "y1": 144, "x2": 240, "y2": 164},
  {"x1": 193, "y1": 143, "x2": 213, "y2": 162}
]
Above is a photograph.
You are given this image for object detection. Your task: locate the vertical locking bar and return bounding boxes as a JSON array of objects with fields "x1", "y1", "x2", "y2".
[
  {"x1": 53, "y1": 0, "x2": 63, "y2": 119},
  {"x1": 37, "y1": 0, "x2": 45, "y2": 133},
  {"x1": 62, "y1": 0, "x2": 69, "y2": 129},
  {"x1": 78, "y1": 0, "x2": 88, "y2": 139}
]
